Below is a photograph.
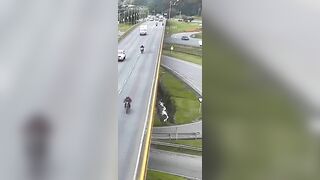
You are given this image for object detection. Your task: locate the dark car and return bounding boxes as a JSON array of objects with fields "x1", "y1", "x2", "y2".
[{"x1": 181, "y1": 35, "x2": 189, "y2": 40}]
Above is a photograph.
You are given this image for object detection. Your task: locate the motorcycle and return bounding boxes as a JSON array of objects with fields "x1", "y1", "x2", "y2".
[
  {"x1": 124, "y1": 101, "x2": 130, "y2": 114},
  {"x1": 140, "y1": 46, "x2": 144, "y2": 54}
]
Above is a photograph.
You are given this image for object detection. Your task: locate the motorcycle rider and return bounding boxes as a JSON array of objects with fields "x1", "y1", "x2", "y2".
[
  {"x1": 140, "y1": 45, "x2": 144, "y2": 54},
  {"x1": 124, "y1": 96, "x2": 132, "y2": 108}
]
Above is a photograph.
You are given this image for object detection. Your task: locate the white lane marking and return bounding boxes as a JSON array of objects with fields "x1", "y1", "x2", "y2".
[
  {"x1": 118, "y1": 54, "x2": 142, "y2": 95},
  {"x1": 133, "y1": 28, "x2": 165, "y2": 179}
]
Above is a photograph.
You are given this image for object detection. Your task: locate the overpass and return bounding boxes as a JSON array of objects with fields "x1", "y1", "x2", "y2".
[{"x1": 118, "y1": 21, "x2": 165, "y2": 180}]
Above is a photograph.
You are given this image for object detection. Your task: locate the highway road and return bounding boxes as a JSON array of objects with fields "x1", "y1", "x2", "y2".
[
  {"x1": 165, "y1": 32, "x2": 202, "y2": 47},
  {"x1": 162, "y1": 56, "x2": 202, "y2": 95},
  {"x1": 148, "y1": 149, "x2": 202, "y2": 179},
  {"x1": 118, "y1": 21, "x2": 165, "y2": 180}
]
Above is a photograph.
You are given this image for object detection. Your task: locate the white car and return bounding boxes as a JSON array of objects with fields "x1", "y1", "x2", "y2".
[
  {"x1": 118, "y1": 50, "x2": 126, "y2": 61},
  {"x1": 199, "y1": 40, "x2": 202, "y2": 46}
]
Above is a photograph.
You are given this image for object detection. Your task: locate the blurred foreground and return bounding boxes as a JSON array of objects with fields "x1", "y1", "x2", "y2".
[
  {"x1": 0, "y1": 1, "x2": 117, "y2": 180},
  {"x1": 204, "y1": 0, "x2": 320, "y2": 179}
]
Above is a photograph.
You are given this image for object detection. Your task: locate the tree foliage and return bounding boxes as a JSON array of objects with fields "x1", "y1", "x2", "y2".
[{"x1": 143, "y1": 0, "x2": 201, "y2": 16}]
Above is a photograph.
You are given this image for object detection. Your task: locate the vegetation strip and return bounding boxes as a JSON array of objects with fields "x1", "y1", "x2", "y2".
[
  {"x1": 162, "y1": 50, "x2": 202, "y2": 65},
  {"x1": 154, "y1": 67, "x2": 201, "y2": 126},
  {"x1": 147, "y1": 170, "x2": 187, "y2": 180},
  {"x1": 118, "y1": 22, "x2": 142, "y2": 42},
  {"x1": 151, "y1": 141, "x2": 202, "y2": 152}
]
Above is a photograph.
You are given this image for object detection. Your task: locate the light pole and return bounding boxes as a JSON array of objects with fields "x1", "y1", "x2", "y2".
[
  {"x1": 169, "y1": 0, "x2": 179, "y2": 19},
  {"x1": 169, "y1": 1, "x2": 172, "y2": 19}
]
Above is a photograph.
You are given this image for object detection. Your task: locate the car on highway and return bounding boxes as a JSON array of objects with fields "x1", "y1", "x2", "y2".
[
  {"x1": 118, "y1": 50, "x2": 126, "y2": 62},
  {"x1": 181, "y1": 35, "x2": 190, "y2": 40},
  {"x1": 139, "y1": 25, "x2": 147, "y2": 35},
  {"x1": 199, "y1": 40, "x2": 202, "y2": 46}
]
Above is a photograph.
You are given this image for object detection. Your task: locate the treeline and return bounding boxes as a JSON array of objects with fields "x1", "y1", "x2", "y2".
[{"x1": 133, "y1": 0, "x2": 202, "y2": 16}]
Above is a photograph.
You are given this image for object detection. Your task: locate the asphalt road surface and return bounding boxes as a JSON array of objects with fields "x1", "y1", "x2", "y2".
[
  {"x1": 118, "y1": 21, "x2": 165, "y2": 180},
  {"x1": 162, "y1": 56, "x2": 202, "y2": 95},
  {"x1": 165, "y1": 32, "x2": 202, "y2": 47},
  {"x1": 149, "y1": 149, "x2": 202, "y2": 179}
]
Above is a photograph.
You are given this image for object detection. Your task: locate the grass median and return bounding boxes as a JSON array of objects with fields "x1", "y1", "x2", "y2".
[
  {"x1": 152, "y1": 139, "x2": 202, "y2": 155},
  {"x1": 118, "y1": 22, "x2": 141, "y2": 41},
  {"x1": 165, "y1": 20, "x2": 201, "y2": 36},
  {"x1": 162, "y1": 41, "x2": 202, "y2": 65},
  {"x1": 170, "y1": 139, "x2": 202, "y2": 148},
  {"x1": 154, "y1": 67, "x2": 201, "y2": 126},
  {"x1": 163, "y1": 50, "x2": 202, "y2": 65},
  {"x1": 152, "y1": 144, "x2": 202, "y2": 156},
  {"x1": 119, "y1": 23, "x2": 134, "y2": 32},
  {"x1": 147, "y1": 170, "x2": 186, "y2": 180}
]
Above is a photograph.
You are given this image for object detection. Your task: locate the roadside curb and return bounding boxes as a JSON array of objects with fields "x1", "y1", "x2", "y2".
[{"x1": 136, "y1": 21, "x2": 166, "y2": 180}]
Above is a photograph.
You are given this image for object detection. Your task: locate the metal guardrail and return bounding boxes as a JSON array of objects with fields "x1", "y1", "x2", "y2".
[
  {"x1": 137, "y1": 20, "x2": 166, "y2": 180},
  {"x1": 152, "y1": 132, "x2": 202, "y2": 140},
  {"x1": 151, "y1": 141, "x2": 202, "y2": 152}
]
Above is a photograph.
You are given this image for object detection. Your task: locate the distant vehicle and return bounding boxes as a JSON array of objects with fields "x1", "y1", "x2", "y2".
[
  {"x1": 139, "y1": 25, "x2": 147, "y2": 35},
  {"x1": 140, "y1": 45, "x2": 144, "y2": 54},
  {"x1": 155, "y1": 18, "x2": 159, "y2": 21},
  {"x1": 163, "y1": 13, "x2": 168, "y2": 18},
  {"x1": 199, "y1": 40, "x2": 202, "y2": 46},
  {"x1": 159, "y1": 18, "x2": 163, "y2": 22},
  {"x1": 156, "y1": 22, "x2": 158, "y2": 26},
  {"x1": 118, "y1": 50, "x2": 126, "y2": 61},
  {"x1": 181, "y1": 35, "x2": 189, "y2": 40},
  {"x1": 124, "y1": 96, "x2": 132, "y2": 114}
]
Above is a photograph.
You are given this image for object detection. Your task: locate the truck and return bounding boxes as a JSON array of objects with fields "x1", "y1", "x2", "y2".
[{"x1": 139, "y1": 25, "x2": 147, "y2": 36}]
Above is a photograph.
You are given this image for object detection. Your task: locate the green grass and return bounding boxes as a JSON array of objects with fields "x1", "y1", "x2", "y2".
[
  {"x1": 204, "y1": 29, "x2": 320, "y2": 179},
  {"x1": 165, "y1": 20, "x2": 201, "y2": 36},
  {"x1": 163, "y1": 50, "x2": 202, "y2": 65},
  {"x1": 156, "y1": 67, "x2": 201, "y2": 125},
  {"x1": 147, "y1": 170, "x2": 186, "y2": 180},
  {"x1": 118, "y1": 22, "x2": 142, "y2": 41},
  {"x1": 118, "y1": 23, "x2": 134, "y2": 32},
  {"x1": 163, "y1": 43, "x2": 202, "y2": 56},
  {"x1": 169, "y1": 139, "x2": 202, "y2": 148},
  {"x1": 153, "y1": 108, "x2": 162, "y2": 126}
]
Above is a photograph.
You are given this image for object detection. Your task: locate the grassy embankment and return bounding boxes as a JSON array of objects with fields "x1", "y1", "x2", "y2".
[
  {"x1": 153, "y1": 67, "x2": 201, "y2": 127},
  {"x1": 162, "y1": 43, "x2": 202, "y2": 65},
  {"x1": 147, "y1": 170, "x2": 186, "y2": 180},
  {"x1": 164, "y1": 20, "x2": 202, "y2": 64},
  {"x1": 118, "y1": 22, "x2": 141, "y2": 41},
  {"x1": 165, "y1": 20, "x2": 201, "y2": 35}
]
